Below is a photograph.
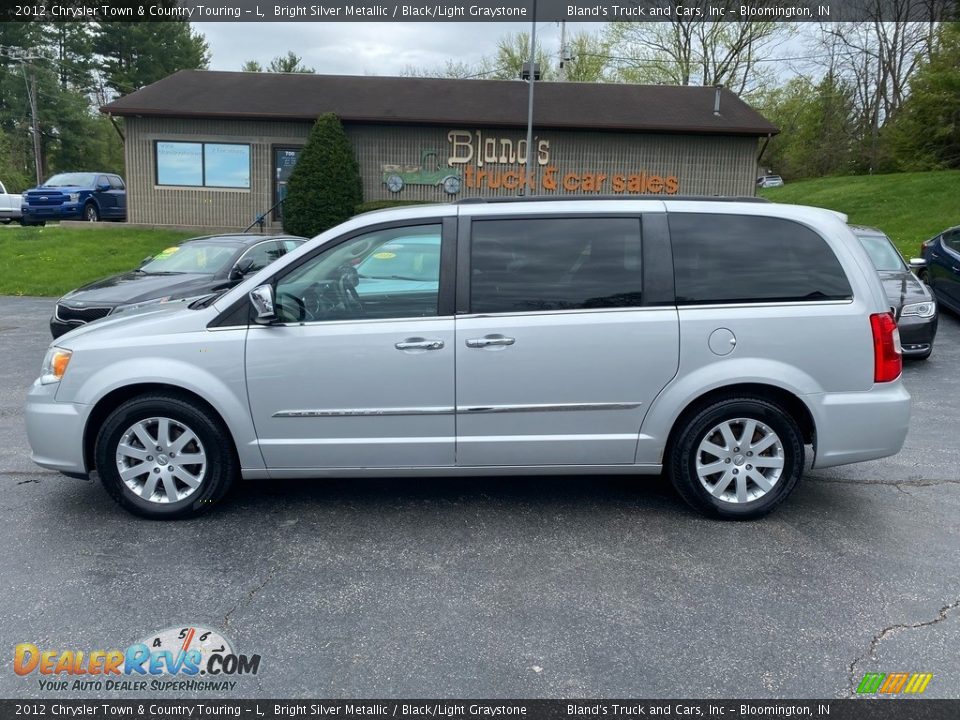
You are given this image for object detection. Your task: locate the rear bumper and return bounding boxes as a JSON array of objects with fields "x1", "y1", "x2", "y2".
[
  {"x1": 25, "y1": 380, "x2": 90, "y2": 477},
  {"x1": 0, "y1": 208, "x2": 21, "y2": 219},
  {"x1": 807, "y1": 381, "x2": 911, "y2": 469}
]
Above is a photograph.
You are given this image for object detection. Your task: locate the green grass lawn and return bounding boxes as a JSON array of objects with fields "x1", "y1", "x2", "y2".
[
  {"x1": 3, "y1": 171, "x2": 958, "y2": 296},
  {"x1": 0, "y1": 226, "x2": 196, "y2": 296},
  {"x1": 760, "y1": 170, "x2": 960, "y2": 258}
]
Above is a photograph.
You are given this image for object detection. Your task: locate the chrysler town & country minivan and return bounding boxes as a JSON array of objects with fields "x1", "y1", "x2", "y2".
[{"x1": 26, "y1": 198, "x2": 910, "y2": 520}]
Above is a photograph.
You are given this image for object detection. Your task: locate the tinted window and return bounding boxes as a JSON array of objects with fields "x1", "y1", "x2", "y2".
[
  {"x1": 944, "y1": 231, "x2": 960, "y2": 253},
  {"x1": 470, "y1": 218, "x2": 642, "y2": 314},
  {"x1": 108, "y1": 175, "x2": 125, "y2": 190},
  {"x1": 669, "y1": 213, "x2": 852, "y2": 304}
]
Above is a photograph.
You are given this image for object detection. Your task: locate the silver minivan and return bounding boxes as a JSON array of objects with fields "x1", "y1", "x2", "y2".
[{"x1": 26, "y1": 198, "x2": 910, "y2": 520}]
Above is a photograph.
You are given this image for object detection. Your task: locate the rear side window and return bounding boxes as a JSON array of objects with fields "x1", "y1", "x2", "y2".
[
  {"x1": 470, "y1": 218, "x2": 642, "y2": 314},
  {"x1": 108, "y1": 175, "x2": 125, "y2": 190},
  {"x1": 669, "y1": 213, "x2": 852, "y2": 305}
]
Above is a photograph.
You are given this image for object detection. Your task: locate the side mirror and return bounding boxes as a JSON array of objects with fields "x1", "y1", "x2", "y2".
[
  {"x1": 909, "y1": 258, "x2": 926, "y2": 269},
  {"x1": 230, "y1": 258, "x2": 255, "y2": 280},
  {"x1": 249, "y1": 284, "x2": 277, "y2": 323},
  {"x1": 96, "y1": 182, "x2": 110, "y2": 192}
]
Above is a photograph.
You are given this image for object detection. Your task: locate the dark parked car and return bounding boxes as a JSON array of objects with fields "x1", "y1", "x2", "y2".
[
  {"x1": 920, "y1": 225, "x2": 960, "y2": 316},
  {"x1": 22, "y1": 172, "x2": 126, "y2": 225},
  {"x1": 51, "y1": 234, "x2": 304, "y2": 338},
  {"x1": 852, "y1": 226, "x2": 938, "y2": 359}
]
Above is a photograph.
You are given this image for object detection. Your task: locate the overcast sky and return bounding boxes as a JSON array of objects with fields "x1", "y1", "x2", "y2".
[
  {"x1": 199, "y1": 22, "x2": 570, "y2": 76},
  {"x1": 197, "y1": 21, "x2": 814, "y2": 86}
]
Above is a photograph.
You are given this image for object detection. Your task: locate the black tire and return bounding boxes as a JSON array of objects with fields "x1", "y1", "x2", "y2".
[
  {"x1": 95, "y1": 393, "x2": 237, "y2": 519},
  {"x1": 667, "y1": 397, "x2": 804, "y2": 520},
  {"x1": 83, "y1": 202, "x2": 99, "y2": 222}
]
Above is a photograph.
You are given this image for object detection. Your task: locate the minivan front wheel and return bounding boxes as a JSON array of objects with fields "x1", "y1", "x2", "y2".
[
  {"x1": 95, "y1": 394, "x2": 237, "y2": 519},
  {"x1": 668, "y1": 397, "x2": 804, "y2": 520}
]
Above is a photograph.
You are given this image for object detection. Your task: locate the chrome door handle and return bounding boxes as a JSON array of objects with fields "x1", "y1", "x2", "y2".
[
  {"x1": 466, "y1": 335, "x2": 516, "y2": 348},
  {"x1": 395, "y1": 338, "x2": 444, "y2": 351}
]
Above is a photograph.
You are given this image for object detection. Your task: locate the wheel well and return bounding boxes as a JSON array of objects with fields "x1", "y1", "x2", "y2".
[
  {"x1": 663, "y1": 383, "x2": 816, "y2": 461},
  {"x1": 82, "y1": 383, "x2": 234, "y2": 472}
]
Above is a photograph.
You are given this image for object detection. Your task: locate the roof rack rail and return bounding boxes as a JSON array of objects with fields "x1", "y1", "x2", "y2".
[{"x1": 456, "y1": 195, "x2": 769, "y2": 204}]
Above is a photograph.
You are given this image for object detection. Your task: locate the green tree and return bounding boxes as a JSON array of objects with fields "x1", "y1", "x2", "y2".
[
  {"x1": 93, "y1": 21, "x2": 209, "y2": 96},
  {"x1": 756, "y1": 74, "x2": 855, "y2": 179},
  {"x1": 489, "y1": 32, "x2": 554, "y2": 80},
  {"x1": 241, "y1": 52, "x2": 315, "y2": 74},
  {"x1": 282, "y1": 113, "x2": 362, "y2": 237},
  {"x1": 888, "y1": 22, "x2": 960, "y2": 170},
  {"x1": 563, "y1": 31, "x2": 613, "y2": 82}
]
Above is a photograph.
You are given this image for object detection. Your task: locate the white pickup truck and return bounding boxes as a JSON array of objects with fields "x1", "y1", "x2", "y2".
[{"x1": 0, "y1": 180, "x2": 23, "y2": 223}]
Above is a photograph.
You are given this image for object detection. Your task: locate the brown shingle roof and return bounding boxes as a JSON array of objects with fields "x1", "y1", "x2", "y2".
[{"x1": 101, "y1": 70, "x2": 778, "y2": 136}]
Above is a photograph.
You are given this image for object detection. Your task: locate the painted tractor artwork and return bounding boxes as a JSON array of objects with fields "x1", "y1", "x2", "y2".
[{"x1": 382, "y1": 150, "x2": 462, "y2": 195}]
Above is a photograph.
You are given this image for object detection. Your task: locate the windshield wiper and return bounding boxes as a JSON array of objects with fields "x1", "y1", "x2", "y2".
[{"x1": 189, "y1": 293, "x2": 221, "y2": 310}]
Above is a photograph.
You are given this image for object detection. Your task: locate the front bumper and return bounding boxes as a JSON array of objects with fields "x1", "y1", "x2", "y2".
[
  {"x1": 25, "y1": 379, "x2": 90, "y2": 477},
  {"x1": 22, "y1": 204, "x2": 82, "y2": 222},
  {"x1": 807, "y1": 380, "x2": 911, "y2": 469},
  {"x1": 897, "y1": 312, "x2": 938, "y2": 356}
]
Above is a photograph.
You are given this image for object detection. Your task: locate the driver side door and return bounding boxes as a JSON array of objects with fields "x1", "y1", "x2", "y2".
[{"x1": 244, "y1": 220, "x2": 456, "y2": 470}]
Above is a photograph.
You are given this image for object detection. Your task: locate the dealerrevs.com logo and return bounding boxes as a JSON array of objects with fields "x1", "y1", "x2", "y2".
[{"x1": 14, "y1": 625, "x2": 261, "y2": 692}]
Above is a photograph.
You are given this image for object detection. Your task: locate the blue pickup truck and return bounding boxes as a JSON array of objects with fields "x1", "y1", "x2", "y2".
[{"x1": 21, "y1": 172, "x2": 126, "y2": 225}]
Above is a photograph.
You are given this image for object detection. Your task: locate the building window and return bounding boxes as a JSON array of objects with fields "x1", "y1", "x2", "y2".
[{"x1": 155, "y1": 141, "x2": 250, "y2": 189}]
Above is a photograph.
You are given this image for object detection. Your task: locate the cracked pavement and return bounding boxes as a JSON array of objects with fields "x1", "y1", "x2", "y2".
[{"x1": 0, "y1": 296, "x2": 958, "y2": 698}]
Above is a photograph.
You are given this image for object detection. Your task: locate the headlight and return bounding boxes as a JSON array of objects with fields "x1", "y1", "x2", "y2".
[
  {"x1": 40, "y1": 347, "x2": 72, "y2": 384},
  {"x1": 901, "y1": 301, "x2": 936, "y2": 318},
  {"x1": 68, "y1": 193, "x2": 80, "y2": 203}
]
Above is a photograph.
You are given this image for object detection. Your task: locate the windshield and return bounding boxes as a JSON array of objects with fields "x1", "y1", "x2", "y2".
[
  {"x1": 856, "y1": 232, "x2": 906, "y2": 272},
  {"x1": 140, "y1": 243, "x2": 238, "y2": 275},
  {"x1": 356, "y1": 236, "x2": 441, "y2": 281},
  {"x1": 43, "y1": 173, "x2": 97, "y2": 188}
]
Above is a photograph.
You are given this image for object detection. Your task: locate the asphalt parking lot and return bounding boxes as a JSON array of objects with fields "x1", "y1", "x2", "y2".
[{"x1": 0, "y1": 296, "x2": 957, "y2": 699}]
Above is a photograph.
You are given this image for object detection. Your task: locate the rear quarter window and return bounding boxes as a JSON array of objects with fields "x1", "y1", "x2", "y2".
[{"x1": 669, "y1": 213, "x2": 852, "y2": 305}]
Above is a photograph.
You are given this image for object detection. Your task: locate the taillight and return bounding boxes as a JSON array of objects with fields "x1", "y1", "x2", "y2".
[
  {"x1": 870, "y1": 312, "x2": 902, "y2": 383},
  {"x1": 920, "y1": 238, "x2": 933, "y2": 252}
]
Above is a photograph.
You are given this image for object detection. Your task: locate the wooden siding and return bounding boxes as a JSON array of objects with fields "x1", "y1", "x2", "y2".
[{"x1": 125, "y1": 118, "x2": 760, "y2": 229}]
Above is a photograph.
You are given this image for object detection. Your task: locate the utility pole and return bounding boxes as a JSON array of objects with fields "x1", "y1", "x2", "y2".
[
  {"x1": 521, "y1": 0, "x2": 537, "y2": 196},
  {"x1": 1, "y1": 45, "x2": 45, "y2": 184},
  {"x1": 558, "y1": 20, "x2": 567, "y2": 82}
]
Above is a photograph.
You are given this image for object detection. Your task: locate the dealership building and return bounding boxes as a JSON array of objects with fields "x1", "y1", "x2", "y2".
[{"x1": 101, "y1": 70, "x2": 778, "y2": 231}]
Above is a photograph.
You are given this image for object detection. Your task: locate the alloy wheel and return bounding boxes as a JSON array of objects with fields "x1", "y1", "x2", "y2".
[
  {"x1": 115, "y1": 416, "x2": 207, "y2": 503},
  {"x1": 695, "y1": 417, "x2": 784, "y2": 504}
]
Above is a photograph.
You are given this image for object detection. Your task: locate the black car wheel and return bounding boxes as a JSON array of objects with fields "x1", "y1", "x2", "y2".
[
  {"x1": 95, "y1": 393, "x2": 237, "y2": 519},
  {"x1": 83, "y1": 203, "x2": 99, "y2": 222},
  {"x1": 668, "y1": 397, "x2": 804, "y2": 520}
]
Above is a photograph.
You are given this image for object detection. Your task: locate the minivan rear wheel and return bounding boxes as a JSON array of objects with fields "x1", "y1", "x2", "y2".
[
  {"x1": 668, "y1": 397, "x2": 804, "y2": 520},
  {"x1": 95, "y1": 393, "x2": 237, "y2": 519}
]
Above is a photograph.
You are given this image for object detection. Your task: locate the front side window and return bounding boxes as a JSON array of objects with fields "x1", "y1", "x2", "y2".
[
  {"x1": 155, "y1": 142, "x2": 250, "y2": 188},
  {"x1": 238, "y1": 242, "x2": 286, "y2": 274},
  {"x1": 274, "y1": 225, "x2": 442, "y2": 324},
  {"x1": 470, "y1": 218, "x2": 643, "y2": 314},
  {"x1": 670, "y1": 213, "x2": 853, "y2": 305}
]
